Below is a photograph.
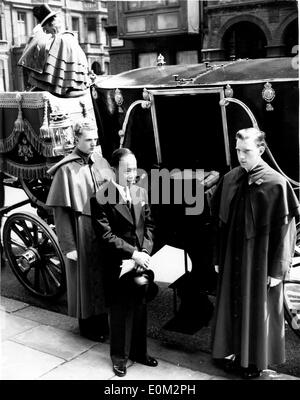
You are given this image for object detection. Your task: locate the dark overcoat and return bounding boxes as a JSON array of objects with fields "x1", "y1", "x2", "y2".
[
  {"x1": 211, "y1": 160, "x2": 299, "y2": 370},
  {"x1": 46, "y1": 149, "x2": 114, "y2": 318}
]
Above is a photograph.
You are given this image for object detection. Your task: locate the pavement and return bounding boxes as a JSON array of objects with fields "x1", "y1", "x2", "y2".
[{"x1": 0, "y1": 295, "x2": 299, "y2": 382}]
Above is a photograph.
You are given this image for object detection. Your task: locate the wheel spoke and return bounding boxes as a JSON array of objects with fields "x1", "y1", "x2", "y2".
[
  {"x1": 16, "y1": 220, "x2": 34, "y2": 246},
  {"x1": 39, "y1": 236, "x2": 49, "y2": 249},
  {"x1": 11, "y1": 225, "x2": 31, "y2": 247},
  {"x1": 40, "y1": 264, "x2": 51, "y2": 293},
  {"x1": 7, "y1": 239, "x2": 27, "y2": 251},
  {"x1": 32, "y1": 223, "x2": 39, "y2": 246},
  {"x1": 44, "y1": 263, "x2": 61, "y2": 288},
  {"x1": 47, "y1": 258, "x2": 63, "y2": 274}
]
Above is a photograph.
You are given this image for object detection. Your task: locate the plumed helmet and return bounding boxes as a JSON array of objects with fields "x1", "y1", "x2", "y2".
[{"x1": 33, "y1": 4, "x2": 59, "y2": 27}]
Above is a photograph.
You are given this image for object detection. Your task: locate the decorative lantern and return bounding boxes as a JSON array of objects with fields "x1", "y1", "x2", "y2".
[
  {"x1": 114, "y1": 88, "x2": 124, "y2": 113},
  {"x1": 142, "y1": 88, "x2": 151, "y2": 109},
  {"x1": 224, "y1": 84, "x2": 233, "y2": 98},
  {"x1": 48, "y1": 108, "x2": 74, "y2": 156},
  {"x1": 262, "y1": 82, "x2": 275, "y2": 111},
  {"x1": 91, "y1": 86, "x2": 98, "y2": 100}
]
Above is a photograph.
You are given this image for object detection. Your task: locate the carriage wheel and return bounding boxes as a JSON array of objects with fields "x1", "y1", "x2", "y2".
[{"x1": 3, "y1": 212, "x2": 66, "y2": 299}]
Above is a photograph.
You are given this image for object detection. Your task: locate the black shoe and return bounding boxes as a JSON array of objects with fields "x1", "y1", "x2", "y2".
[
  {"x1": 133, "y1": 355, "x2": 158, "y2": 367},
  {"x1": 241, "y1": 366, "x2": 262, "y2": 379},
  {"x1": 113, "y1": 363, "x2": 127, "y2": 377}
]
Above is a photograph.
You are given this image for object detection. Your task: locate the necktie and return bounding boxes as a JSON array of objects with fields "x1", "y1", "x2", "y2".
[{"x1": 126, "y1": 186, "x2": 135, "y2": 223}]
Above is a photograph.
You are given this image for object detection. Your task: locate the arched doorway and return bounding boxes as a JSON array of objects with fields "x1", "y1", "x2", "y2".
[
  {"x1": 282, "y1": 19, "x2": 298, "y2": 56},
  {"x1": 223, "y1": 22, "x2": 267, "y2": 60},
  {"x1": 91, "y1": 61, "x2": 102, "y2": 75}
]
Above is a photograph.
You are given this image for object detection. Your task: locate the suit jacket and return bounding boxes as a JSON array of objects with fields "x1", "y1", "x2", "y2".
[{"x1": 90, "y1": 181, "x2": 155, "y2": 304}]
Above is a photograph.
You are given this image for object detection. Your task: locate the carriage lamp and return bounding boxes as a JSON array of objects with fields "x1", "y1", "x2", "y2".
[
  {"x1": 114, "y1": 88, "x2": 124, "y2": 113},
  {"x1": 48, "y1": 109, "x2": 75, "y2": 156},
  {"x1": 142, "y1": 88, "x2": 151, "y2": 109},
  {"x1": 225, "y1": 84, "x2": 233, "y2": 98},
  {"x1": 262, "y1": 82, "x2": 275, "y2": 111}
]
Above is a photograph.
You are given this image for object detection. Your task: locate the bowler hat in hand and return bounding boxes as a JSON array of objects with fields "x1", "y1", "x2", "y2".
[
  {"x1": 120, "y1": 269, "x2": 159, "y2": 302},
  {"x1": 33, "y1": 4, "x2": 59, "y2": 27}
]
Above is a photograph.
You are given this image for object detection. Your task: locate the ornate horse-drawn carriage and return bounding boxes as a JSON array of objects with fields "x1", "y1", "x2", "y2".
[{"x1": 0, "y1": 56, "x2": 299, "y2": 337}]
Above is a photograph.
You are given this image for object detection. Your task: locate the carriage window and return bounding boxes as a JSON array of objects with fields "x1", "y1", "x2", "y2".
[{"x1": 146, "y1": 88, "x2": 230, "y2": 173}]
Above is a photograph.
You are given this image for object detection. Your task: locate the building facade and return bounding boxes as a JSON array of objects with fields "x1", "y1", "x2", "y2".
[
  {"x1": 106, "y1": 0, "x2": 204, "y2": 74},
  {"x1": 0, "y1": 0, "x2": 109, "y2": 91},
  {"x1": 203, "y1": 0, "x2": 298, "y2": 61},
  {"x1": 106, "y1": 0, "x2": 298, "y2": 74}
]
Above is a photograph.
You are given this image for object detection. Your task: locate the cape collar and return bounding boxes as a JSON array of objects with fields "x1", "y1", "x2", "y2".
[
  {"x1": 47, "y1": 148, "x2": 95, "y2": 176},
  {"x1": 74, "y1": 147, "x2": 92, "y2": 165},
  {"x1": 47, "y1": 150, "x2": 81, "y2": 176},
  {"x1": 247, "y1": 159, "x2": 268, "y2": 186}
]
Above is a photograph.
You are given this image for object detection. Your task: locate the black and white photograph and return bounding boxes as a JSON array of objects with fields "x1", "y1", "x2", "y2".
[{"x1": 0, "y1": 0, "x2": 299, "y2": 388}]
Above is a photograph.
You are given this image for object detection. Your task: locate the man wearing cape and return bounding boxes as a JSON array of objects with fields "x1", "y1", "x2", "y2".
[
  {"x1": 46, "y1": 128, "x2": 114, "y2": 340},
  {"x1": 211, "y1": 128, "x2": 299, "y2": 378}
]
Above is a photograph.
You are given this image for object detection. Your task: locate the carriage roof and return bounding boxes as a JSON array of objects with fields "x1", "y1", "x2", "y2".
[{"x1": 95, "y1": 57, "x2": 298, "y2": 89}]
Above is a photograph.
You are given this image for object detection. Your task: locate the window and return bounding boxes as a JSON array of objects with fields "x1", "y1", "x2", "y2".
[
  {"x1": 17, "y1": 11, "x2": 26, "y2": 22},
  {"x1": 101, "y1": 19, "x2": 108, "y2": 46},
  {"x1": 138, "y1": 52, "x2": 158, "y2": 68},
  {"x1": 91, "y1": 61, "x2": 102, "y2": 75},
  {"x1": 17, "y1": 11, "x2": 27, "y2": 45},
  {"x1": 87, "y1": 17, "x2": 97, "y2": 43},
  {"x1": 0, "y1": 59, "x2": 5, "y2": 91},
  {"x1": 157, "y1": 13, "x2": 178, "y2": 30},
  {"x1": 72, "y1": 17, "x2": 80, "y2": 41},
  {"x1": 176, "y1": 50, "x2": 198, "y2": 65},
  {"x1": 127, "y1": 0, "x2": 178, "y2": 10},
  {"x1": 127, "y1": 16, "x2": 146, "y2": 33}
]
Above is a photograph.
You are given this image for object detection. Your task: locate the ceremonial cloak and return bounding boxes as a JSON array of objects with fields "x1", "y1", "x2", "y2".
[
  {"x1": 46, "y1": 148, "x2": 114, "y2": 318},
  {"x1": 211, "y1": 160, "x2": 299, "y2": 370},
  {"x1": 19, "y1": 30, "x2": 89, "y2": 96}
]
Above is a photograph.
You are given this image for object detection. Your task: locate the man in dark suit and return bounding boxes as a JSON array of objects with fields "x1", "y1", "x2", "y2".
[{"x1": 90, "y1": 148, "x2": 158, "y2": 377}]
